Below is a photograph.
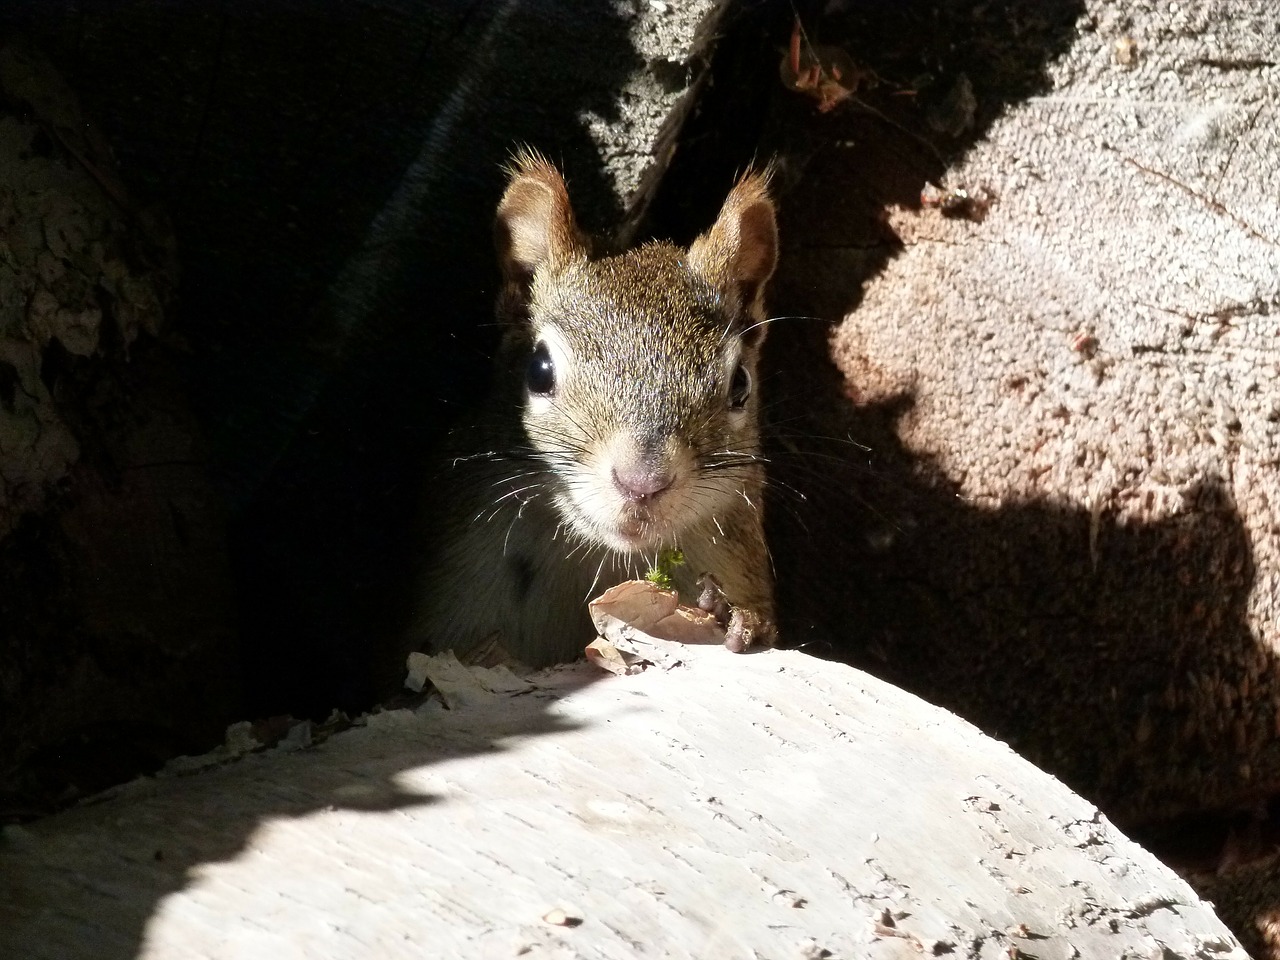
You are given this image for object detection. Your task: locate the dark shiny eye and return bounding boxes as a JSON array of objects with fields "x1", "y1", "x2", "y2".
[
  {"x1": 729, "y1": 363, "x2": 751, "y2": 409},
  {"x1": 526, "y1": 340, "x2": 556, "y2": 396}
]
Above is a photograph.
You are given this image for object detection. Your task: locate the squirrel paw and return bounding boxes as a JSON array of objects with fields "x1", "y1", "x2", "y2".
[
  {"x1": 725, "y1": 606, "x2": 777, "y2": 654},
  {"x1": 696, "y1": 572, "x2": 732, "y2": 626},
  {"x1": 697, "y1": 572, "x2": 775, "y2": 653}
]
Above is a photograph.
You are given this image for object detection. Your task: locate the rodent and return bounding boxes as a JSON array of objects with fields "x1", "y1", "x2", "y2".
[{"x1": 409, "y1": 150, "x2": 778, "y2": 667}]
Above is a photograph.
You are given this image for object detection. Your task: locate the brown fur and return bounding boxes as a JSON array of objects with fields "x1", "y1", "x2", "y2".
[{"x1": 410, "y1": 150, "x2": 778, "y2": 666}]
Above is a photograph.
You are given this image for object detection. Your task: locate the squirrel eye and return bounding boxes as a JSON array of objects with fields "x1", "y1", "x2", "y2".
[
  {"x1": 729, "y1": 363, "x2": 751, "y2": 409},
  {"x1": 526, "y1": 340, "x2": 556, "y2": 396}
]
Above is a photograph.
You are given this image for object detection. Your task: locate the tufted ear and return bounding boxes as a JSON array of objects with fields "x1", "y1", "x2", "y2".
[
  {"x1": 494, "y1": 149, "x2": 588, "y2": 295},
  {"x1": 686, "y1": 170, "x2": 778, "y2": 338}
]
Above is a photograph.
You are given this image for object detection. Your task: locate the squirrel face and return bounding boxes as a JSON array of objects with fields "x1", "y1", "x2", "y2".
[{"x1": 494, "y1": 151, "x2": 778, "y2": 556}]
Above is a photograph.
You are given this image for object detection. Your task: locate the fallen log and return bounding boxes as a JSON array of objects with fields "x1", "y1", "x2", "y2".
[{"x1": 0, "y1": 648, "x2": 1249, "y2": 959}]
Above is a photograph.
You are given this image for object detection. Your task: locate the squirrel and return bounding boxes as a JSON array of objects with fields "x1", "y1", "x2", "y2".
[{"x1": 409, "y1": 150, "x2": 778, "y2": 668}]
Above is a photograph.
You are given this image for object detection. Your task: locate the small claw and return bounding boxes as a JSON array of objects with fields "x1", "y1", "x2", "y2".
[
  {"x1": 725, "y1": 607, "x2": 777, "y2": 654},
  {"x1": 696, "y1": 572, "x2": 731, "y2": 628}
]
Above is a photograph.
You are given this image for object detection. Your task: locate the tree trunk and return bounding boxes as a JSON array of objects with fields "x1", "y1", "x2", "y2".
[{"x1": 0, "y1": 46, "x2": 240, "y2": 816}]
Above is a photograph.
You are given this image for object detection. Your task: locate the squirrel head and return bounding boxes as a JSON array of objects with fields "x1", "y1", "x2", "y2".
[{"x1": 493, "y1": 149, "x2": 778, "y2": 555}]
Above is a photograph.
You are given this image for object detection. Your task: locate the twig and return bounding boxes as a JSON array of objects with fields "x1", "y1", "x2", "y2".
[
  {"x1": 1211, "y1": 101, "x2": 1266, "y2": 205},
  {"x1": 1118, "y1": 153, "x2": 1276, "y2": 248}
]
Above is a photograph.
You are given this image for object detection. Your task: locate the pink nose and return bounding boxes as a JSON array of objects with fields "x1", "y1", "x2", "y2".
[{"x1": 612, "y1": 466, "x2": 674, "y2": 503}]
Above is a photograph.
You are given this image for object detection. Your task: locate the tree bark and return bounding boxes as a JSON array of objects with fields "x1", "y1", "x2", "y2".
[
  {"x1": 0, "y1": 46, "x2": 239, "y2": 815},
  {"x1": 756, "y1": 0, "x2": 1279, "y2": 825}
]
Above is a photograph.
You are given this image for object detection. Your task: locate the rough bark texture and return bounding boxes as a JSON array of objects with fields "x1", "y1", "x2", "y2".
[
  {"x1": 0, "y1": 45, "x2": 170, "y2": 530},
  {"x1": 877, "y1": 1, "x2": 1278, "y2": 822},
  {"x1": 736, "y1": 0, "x2": 1277, "y2": 824},
  {"x1": 0, "y1": 650, "x2": 1250, "y2": 959},
  {"x1": 0, "y1": 45, "x2": 239, "y2": 815}
]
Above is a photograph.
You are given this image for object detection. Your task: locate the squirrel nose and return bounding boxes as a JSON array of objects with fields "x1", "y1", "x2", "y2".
[{"x1": 612, "y1": 466, "x2": 674, "y2": 503}]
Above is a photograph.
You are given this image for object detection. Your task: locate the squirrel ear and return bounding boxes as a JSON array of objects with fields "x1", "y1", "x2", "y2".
[
  {"x1": 494, "y1": 149, "x2": 587, "y2": 291},
  {"x1": 687, "y1": 170, "x2": 778, "y2": 333}
]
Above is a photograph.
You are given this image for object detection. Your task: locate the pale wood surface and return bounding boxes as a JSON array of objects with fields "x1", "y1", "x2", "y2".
[{"x1": 0, "y1": 648, "x2": 1248, "y2": 959}]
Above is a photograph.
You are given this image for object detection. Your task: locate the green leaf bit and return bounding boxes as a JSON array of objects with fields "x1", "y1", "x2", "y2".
[{"x1": 644, "y1": 548, "x2": 686, "y2": 592}]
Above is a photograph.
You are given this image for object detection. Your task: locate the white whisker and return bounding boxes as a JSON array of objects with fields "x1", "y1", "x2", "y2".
[{"x1": 585, "y1": 550, "x2": 610, "y2": 602}]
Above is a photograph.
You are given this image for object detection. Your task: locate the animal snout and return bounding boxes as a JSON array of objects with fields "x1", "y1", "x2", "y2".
[{"x1": 611, "y1": 465, "x2": 675, "y2": 503}]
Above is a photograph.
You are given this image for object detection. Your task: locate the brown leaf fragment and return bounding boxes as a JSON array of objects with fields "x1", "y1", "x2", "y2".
[
  {"x1": 920, "y1": 181, "x2": 995, "y2": 222},
  {"x1": 587, "y1": 580, "x2": 726, "y2": 672},
  {"x1": 873, "y1": 916, "x2": 926, "y2": 952},
  {"x1": 584, "y1": 637, "x2": 645, "y2": 676},
  {"x1": 779, "y1": 16, "x2": 867, "y2": 113},
  {"x1": 591, "y1": 580, "x2": 681, "y2": 635},
  {"x1": 587, "y1": 578, "x2": 778, "y2": 670}
]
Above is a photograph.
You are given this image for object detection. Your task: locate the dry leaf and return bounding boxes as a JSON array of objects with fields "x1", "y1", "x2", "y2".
[
  {"x1": 404, "y1": 651, "x2": 535, "y2": 707},
  {"x1": 586, "y1": 580, "x2": 727, "y2": 672},
  {"x1": 584, "y1": 637, "x2": 645, "y2": 676},
  {"x1": 590, "y1": 580, "x2": 724, "y2": 645},
  {"x1": 779, "y1": 16, "x2": 865, "y2": 113}
]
